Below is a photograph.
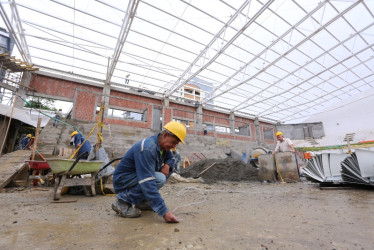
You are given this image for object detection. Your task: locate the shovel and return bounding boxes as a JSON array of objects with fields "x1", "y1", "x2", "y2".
[{"x1": 194, "y1": 162, "x2": 216, "y2": 179}]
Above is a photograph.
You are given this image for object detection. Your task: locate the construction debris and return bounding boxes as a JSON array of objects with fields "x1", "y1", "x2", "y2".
[
  {"x1": 302, "y1": 153, "x2": 348, "y2": 183},
  {"x1": 341, "y1": 149, "x2": 374, "y2": 186},
  {"x1": 303, "y1": 149, "x2": 374, "y2": 187},
  {"x1": 180, "y1": 158, "x2": 258, "y2": 184}
]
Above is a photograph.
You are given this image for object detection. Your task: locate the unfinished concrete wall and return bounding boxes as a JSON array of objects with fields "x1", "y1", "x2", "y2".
[{"x1": 276, "y1": 122, "x2": 325, "y2": 140}]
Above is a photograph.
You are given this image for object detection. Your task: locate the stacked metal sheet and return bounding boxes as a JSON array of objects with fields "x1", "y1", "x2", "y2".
[
  {"x1": 303, "y1": 153, "x2": 348, "y2": 183},
  {"x1": 341, "y1": 149, "x2": 374, "y2": 186}
]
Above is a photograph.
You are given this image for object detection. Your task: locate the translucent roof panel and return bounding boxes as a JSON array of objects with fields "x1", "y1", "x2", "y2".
[{"x1": 1, "y1": 0, "x2": 374, "y2": 123}]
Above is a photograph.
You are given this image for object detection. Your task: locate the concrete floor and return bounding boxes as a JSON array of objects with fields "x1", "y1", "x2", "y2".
[{"x1": 1, "y1": 181, "x2": 373, "y2": 249}]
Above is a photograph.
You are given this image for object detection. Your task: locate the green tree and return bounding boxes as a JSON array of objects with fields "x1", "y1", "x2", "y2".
[{"x1": 24, "y1": 97, "x2": 56, "y2": 111}]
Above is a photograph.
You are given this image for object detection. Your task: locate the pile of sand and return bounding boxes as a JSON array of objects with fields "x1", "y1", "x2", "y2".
[{"x1": 180, "y1": 158, "x2": 259, "y2": 184}]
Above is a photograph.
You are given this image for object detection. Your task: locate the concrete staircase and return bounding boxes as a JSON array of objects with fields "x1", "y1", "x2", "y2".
[
  {"x1": 37, "y1": 119, "x2": 262, "y2": 162},
  {"x1": 38, "y1": 119, "x2": 66, "y2": 156}
]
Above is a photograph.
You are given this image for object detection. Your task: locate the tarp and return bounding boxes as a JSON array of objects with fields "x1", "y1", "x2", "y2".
[{"x1": 0, "y1": 103, "x2": 50, "y2": 127}]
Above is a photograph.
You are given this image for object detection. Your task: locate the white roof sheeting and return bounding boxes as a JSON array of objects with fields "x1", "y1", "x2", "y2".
[
  {"x1": 1, "y1": 0, "x2": 374, "y2": 123},
  {"x1": 0, "y1": 103, "x2": 50, "y2": 127}
]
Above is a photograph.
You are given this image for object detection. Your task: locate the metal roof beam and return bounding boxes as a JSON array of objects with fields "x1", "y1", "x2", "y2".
[
  {"x1": 106, "y1": 0, "x2": 138, "y2": 84},
  {"x1": 261, "y1": 70, "x2": 374, "y2": 118},
  {"x1": 209, "y1": 0, "x2": 361, "y2": 110},
  {"x1": 234, "y1": 19, "x2": 373, "y2": 112},
  {"x1": 165, "y1": 0, "x2": 274, "y2": 97},
  {"x1": 239, "y1": 42, "x2": 374, "y2": 117},
  {"x1": 201, "y1": 0, "x2": 330, "y2": 105},
  {"x1": 16, "y1": 2, "x2": 118, "y2": 39}
]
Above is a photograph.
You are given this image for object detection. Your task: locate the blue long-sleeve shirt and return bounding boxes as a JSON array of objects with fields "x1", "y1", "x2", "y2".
[
  {"x1": 113, "y1": 133, "x2": 175, "y2": 216},
  {"x1": 20, "y1": 137, "x2": 29, "y2": 149},
  {"x1": 73, "y1": 133, "x2": 92, "y2": 157}
]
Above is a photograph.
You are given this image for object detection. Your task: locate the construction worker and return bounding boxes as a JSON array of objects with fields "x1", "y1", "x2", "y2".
[
  {"x1": 20, "y1": 134, "x2": 32, "y2": 150},
  {"x1": 53, "y1": 108, "x2": 62, "y2": 128},
  {"x1": 273, "y1": 131, "x2": 295, "y2": 154},
  {"x1": 70, "y1": 131, "x2": 92, "y2": 160},
  {"x1": 27, "y1": 136, "x2": 35, "y2": 149},
  {"x1": 203, "y1": 124, "x2": 207, "y2": 136},
  {"x1": 112, "y1": 121, "x2": 186, "y2": 223}
]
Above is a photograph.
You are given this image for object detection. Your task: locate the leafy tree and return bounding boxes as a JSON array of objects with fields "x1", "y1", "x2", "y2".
[{"x1": 24, "y1": 97, "x2": 56, "y2": 111}]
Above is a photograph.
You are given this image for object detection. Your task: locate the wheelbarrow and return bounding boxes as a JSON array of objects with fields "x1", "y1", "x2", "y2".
[
  {"x1": 48, "y1": 152, "x2": 107, "y2": 200},
  {"x1": 24, "y1": 160, "x2": 52, "y2": 187}
]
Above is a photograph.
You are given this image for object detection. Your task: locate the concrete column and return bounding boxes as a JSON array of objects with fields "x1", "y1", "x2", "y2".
[
  {"x1": 254, "y1": 116, "x2": 261, "y2": 144},
  {"x1": 163, "y1": 97, "x2": 169, "y2": 107},
  {"x1": 230, "y1": 112, "x2": 235, "y2": 135},
  {"x1": 72, "y1": 89, "x2": 78, "y2": 119},
  {"x1": 196, "y1": 104, "x2": 203, "y2": 129},
  {"x1": 162, "y1": 97, "x2": 170, "y2": 128},
  {"x1": 15, "y1": 71, "x2": 32, "y2": 108},
  {"x1": 101, "y1": 83, "x2": 111, "y2": 116}
]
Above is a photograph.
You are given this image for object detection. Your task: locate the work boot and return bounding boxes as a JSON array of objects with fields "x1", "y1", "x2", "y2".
[
  {"x1": 112, "y1": 198, "x2": 141, "y2": 218},
  {"x1": 135, "y1": 200, "x2": 153, "y2": 211}
]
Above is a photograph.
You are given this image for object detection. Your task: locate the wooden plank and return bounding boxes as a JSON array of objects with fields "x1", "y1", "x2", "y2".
[{"x1": 0, "y1": 150, "x2": 31, "y2": 189}]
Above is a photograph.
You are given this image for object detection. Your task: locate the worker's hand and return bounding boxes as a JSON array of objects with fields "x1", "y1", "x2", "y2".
[
  {"x1": 272, "y1": 151, "x2": 276, "y2": 155},
  {"x1": 163, "y1": 210, "x2": 179, "y2": 223},
  {"x1": 161, "y1": 164, "x2": 170, "y2": 177}
]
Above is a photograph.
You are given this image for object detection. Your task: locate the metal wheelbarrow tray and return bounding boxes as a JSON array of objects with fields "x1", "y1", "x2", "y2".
[
  {"x1": 47, "y1": 158, "x2": 104, "y2": 175},
  {"x1": 47, "y1": 155, "x2": 105, "y2": 200}
]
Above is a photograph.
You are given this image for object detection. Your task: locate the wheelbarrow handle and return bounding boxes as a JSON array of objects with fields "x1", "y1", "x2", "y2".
[
  {"x1": 98, "y1": 157, "x2": 122, "y2": 174},
  {"x1": 62, "y1": 151, "x2": 89, "y2": 175}
]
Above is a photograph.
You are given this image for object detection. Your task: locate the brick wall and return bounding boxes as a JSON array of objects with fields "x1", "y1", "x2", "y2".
[
  {"x1": 164, "y1": 107, "x2": 172, "y2": 124},
  {"x1": 28, "y1": 73, "x2": 275, "y2": 143},
  {"x1": 74, "y1": 90, "x2": 97, "y2": 120}
]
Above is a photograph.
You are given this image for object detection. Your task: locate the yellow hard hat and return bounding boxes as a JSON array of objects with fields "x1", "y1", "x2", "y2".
[
  {"x1": 71, "y1": 131, "x2": 78, "y2": 137},
  {"x1": 27, "y1": 134, "x2": 32, "y2": 138},
  {"x1": 163, "y1": 121, "x2": 186, "y2": 144},
  {"x1": 276, "y1": 131, "x2": 283, "y2": 136}
]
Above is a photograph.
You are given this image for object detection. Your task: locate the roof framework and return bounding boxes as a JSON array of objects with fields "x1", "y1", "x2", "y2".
[{"x1": 1, "y1": 0, "x2": 374, "y2": 123}]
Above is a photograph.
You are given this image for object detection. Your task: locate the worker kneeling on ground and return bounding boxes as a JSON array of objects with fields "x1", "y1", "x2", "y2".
[
  {"x1": 272, "y1": 131, "x2": 295, "y2": 154},
  {"x1": 112, "y1": 121, "x2": 186, "y2": 223}
]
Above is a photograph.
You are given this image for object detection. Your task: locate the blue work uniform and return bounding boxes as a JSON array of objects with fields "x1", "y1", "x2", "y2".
[
  {"x1": 73, "y1": 133, "x2": 92, "y2": 159},
  {"x1": 113, "y1": 133, "x2": 175, "y2": 217},
  {"x1": 20, "y1": 137, "x2": 30, "y2": 149}
]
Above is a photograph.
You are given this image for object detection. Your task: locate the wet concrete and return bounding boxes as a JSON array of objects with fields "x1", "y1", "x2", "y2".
[{"x1": 1, "y1": 181, "x2": 373, "y2": 249}]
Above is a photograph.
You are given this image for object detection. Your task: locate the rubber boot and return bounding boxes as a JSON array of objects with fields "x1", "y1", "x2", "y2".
[{"x1": 112, "y1": 198, "x2": 141, "y2": 218}]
